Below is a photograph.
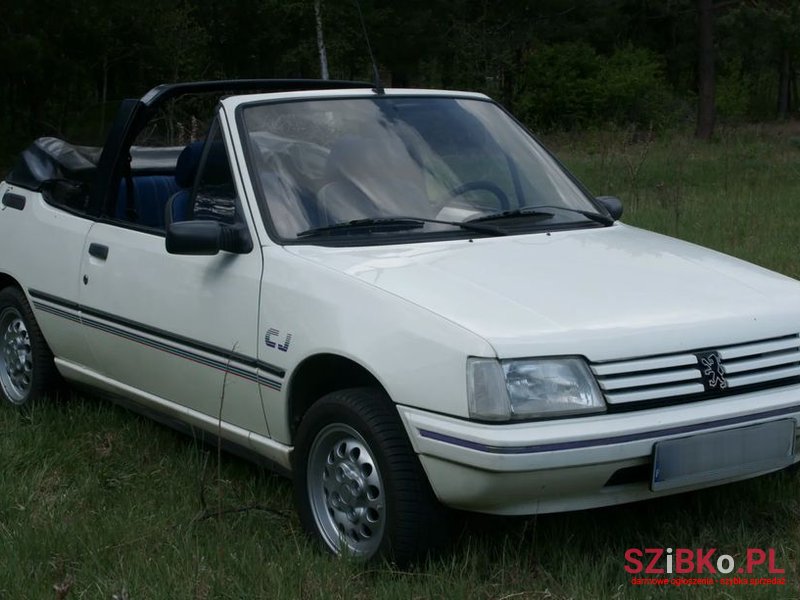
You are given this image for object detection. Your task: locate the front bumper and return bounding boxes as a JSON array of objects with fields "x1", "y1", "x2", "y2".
[{"x1": 398, "y1": 384, "x2": 800, "y2": 515}]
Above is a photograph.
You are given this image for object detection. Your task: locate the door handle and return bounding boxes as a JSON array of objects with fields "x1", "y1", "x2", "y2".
[
  {"x1": 1, "y1": 192, "x2": 25, "y2": 210},
  {"x1": 88, "y1": 243, "x2": 109, "y2": 260}
]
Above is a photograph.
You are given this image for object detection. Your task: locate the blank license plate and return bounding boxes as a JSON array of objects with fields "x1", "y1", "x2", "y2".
[{"x1": 651, "y1": 419, "x2": 796, "y2": 492}]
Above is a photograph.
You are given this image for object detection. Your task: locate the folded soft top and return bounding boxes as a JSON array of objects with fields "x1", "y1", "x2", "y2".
[{"x1": 5, "y1": 137, "x2": 183, "y2": 191}]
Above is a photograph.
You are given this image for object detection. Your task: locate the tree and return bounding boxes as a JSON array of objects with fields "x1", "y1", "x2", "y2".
[
  {"x1": 314, "y1": 0, "x2": 329, "y2": 79},
  {"x1": 761, "y1": 0, "x2": 800, "y2": 119},
  {"x1": 717, "y1": 0, "x2": 800, "y2": 119},
  {"x1": 696, "y1": 0, "x2": 716, "y2": 139}
]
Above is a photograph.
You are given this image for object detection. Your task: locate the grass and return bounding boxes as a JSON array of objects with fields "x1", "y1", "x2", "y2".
[
  {"x1": 549, "y1": 123, "x2": 800, "y2": 279},
  {"x1": 3, "y1": 125, "x2": 800, "y2": 599}
]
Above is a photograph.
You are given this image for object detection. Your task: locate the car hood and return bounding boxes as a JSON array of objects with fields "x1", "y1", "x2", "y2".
[{"x1": 284, "y1": 225, "x2": 800, "y2": 360}]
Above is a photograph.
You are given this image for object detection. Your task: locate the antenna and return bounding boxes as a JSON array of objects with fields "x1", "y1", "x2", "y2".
[{"x1": 353, "y1": 0, "x2": 384, "y2": 94}]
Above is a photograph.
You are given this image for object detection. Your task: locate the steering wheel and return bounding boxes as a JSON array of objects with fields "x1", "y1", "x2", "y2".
[{"x1": 449, "y1": 180, "x2": 510, "y2": 210}]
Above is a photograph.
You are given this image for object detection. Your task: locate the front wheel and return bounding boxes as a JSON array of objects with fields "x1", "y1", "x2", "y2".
[
  {"x1": 0, "y1": 287, "x2": 59, "y2": 406},
  {"x1": 293, "y1": 388, "x2": 447, "y2": 564}
]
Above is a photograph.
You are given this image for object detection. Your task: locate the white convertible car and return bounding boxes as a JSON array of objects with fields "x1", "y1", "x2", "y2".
[{"x1": 1, "y1": 80, "x2": 798, "y2": 562}]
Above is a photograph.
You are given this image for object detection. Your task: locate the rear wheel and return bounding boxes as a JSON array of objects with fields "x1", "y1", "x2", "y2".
[
  {"x1": 0, "y1": 287, "x2": 59, "y2": 406},
  {"x1": 293, "y1": 387, "x2": 447, "y2": 564}
]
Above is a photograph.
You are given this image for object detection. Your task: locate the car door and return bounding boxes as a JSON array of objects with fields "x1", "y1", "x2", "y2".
[
  {"x1": 3, "y1": 188, "x2": 96, "y2": 369},
  {"x1": 78, "y1": 115, "x2": 270, "y2": 437}
]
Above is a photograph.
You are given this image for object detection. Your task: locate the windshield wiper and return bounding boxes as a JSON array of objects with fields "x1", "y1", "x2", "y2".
[
  {"x1": 468, "y1": 205, "x2": 614, "y2": 226},
  {"x1": 297, "y1": 216, "x2": 507, "y2": 239}
]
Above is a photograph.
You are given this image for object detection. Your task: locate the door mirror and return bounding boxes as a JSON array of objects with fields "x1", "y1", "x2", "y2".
[
  {"x1": 166, "y1": 220, "x2": 253, "y2": 255},
  {"x1": 166, "y1": 221, "x2": 222, "y2": 255},
  {"x1": 596, "y1": 196, "x2": 623, "y2": 221}
]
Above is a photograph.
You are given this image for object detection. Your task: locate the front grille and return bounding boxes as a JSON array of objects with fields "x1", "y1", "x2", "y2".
[{"x1": 591, "y1": 334, "x2": 800, "y2": 406}]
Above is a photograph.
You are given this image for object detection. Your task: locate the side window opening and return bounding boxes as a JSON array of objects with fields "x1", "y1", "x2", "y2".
[{"x1": 109, "y1": 96, "x2": 212, "y2": 231}]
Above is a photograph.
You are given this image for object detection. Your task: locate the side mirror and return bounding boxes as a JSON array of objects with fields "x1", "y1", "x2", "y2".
[
  {"x1": 166, "y1": 221, "x2": 223, "y2": 255},
  {"x1": 165, "y1": 220, "x2": 253, "y2": 255},
  {"x1": 596, "y1": 196, "x2": 623, "y2": 221}
]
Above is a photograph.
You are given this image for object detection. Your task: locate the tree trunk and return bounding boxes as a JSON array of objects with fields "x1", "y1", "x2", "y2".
[
  {"x1": 695, "y1": 0, "x2": 715, "y2": 140},
  {"x1": 314, "y1": 0, "x2": 329, "y2": 80},
  {"x1": 778, "y1": 47, "x2": 791, "y2": 119}
]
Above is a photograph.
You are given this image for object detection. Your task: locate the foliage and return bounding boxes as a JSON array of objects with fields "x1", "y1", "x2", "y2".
[
  {"x1": 718, "y1": 0, "x2": 800, "y2": 119},
  {"x1": 2, "y1": 0, "x2": 800, "y2": 169},
  {"x1": 715, "y1": 58, "x2": 754, "y2": 120},
  {"x1": 515, "y1": 43, "x2": 672, "y2": 129}
]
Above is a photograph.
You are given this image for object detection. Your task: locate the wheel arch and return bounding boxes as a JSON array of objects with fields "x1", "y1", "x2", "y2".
[
  {"x1": 0, "y1": 281, "x2": 61, "y2": 405},
  {"x1": 0, "y1": 273, "x2": 60, "y2": 367},
  {"x1": 287, "y1": 353, "x2": 388, "y2": 441},
  {"x1": 0, "y1": 272, "x2": 22, "y2": 293}
]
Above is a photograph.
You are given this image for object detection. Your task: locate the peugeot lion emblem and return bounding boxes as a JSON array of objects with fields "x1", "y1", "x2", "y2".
[{"x1": 695, "y1": 350, "x2": 727, "y2": 391}]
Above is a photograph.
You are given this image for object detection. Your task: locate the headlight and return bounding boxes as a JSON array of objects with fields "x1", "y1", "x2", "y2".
[{"x1": 467, "y1": 357, "x2": 606, "y2": 421}]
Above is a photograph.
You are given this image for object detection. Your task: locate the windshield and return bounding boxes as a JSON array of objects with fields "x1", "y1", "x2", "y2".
[{"x1": 240, "y1": 96, "x2": 604, "y2": 242}]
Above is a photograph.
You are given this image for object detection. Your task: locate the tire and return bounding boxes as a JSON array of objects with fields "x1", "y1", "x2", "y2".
[
  {"x1": 0, "y1": 287, "x2": 59, "y2": 407},
  {"x1": 293, "y1": 387, "x2": 447, "y2": 564}
]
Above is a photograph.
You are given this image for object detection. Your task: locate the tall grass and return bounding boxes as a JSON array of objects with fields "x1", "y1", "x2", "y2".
[
  {"x1": 549, "y1": 123, "x2": 800, "y2": 279},
  {"x1": 2, "y1": 127, "x2": 800, "y2": 599}
]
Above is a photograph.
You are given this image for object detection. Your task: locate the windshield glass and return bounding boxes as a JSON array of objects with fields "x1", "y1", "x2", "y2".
[{"x1": 240, "y1": 96, "x2": 603, "y2": 242}]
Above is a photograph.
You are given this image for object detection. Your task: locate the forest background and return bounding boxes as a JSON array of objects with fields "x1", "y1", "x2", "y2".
[{"x1": 1, "y1": 0, "x2": 797, "y2": 169}]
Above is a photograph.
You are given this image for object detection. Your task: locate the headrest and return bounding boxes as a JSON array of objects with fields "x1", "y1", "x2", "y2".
[{"x1": 174, "y1": 141, "x2": 205, "y2": 188}]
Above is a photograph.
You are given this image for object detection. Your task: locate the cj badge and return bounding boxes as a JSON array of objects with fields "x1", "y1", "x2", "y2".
[{"x1": 265, "y1": 328, "x2": 292, "y2": 352}]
